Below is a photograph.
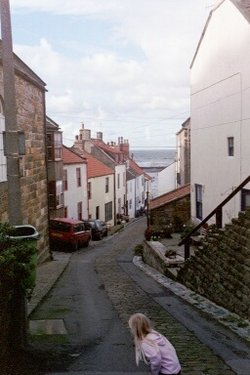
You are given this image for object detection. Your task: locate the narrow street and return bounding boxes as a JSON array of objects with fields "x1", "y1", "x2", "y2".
[{"x1": 27, "y1": 218, "x2": 249, "y2": 375}]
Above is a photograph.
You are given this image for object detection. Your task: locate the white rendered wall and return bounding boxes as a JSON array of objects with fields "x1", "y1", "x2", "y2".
[
  {"x1": 64, "y1": 163, "x2": 88, "y2": 220},
  {"x1": 115, "y1": 164, "x2": 127, "y2": 215},
  {"x1": 191, "y1": 0, "x2": 250, "y2": 224},
  {"x1": 127, "y1": 178, "x2": 136, "y2": 219},
  {"x1": 158, "y1": 162, "x2": 177, "y2": 196},
  {"x1": 88, "y1": 174, "x2": 114, "y2": 225}
]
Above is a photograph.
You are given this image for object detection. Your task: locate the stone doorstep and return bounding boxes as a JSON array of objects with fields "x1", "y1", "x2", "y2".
[{"x1": 165, "y1": 254, "x2": 184, "y2": 267}]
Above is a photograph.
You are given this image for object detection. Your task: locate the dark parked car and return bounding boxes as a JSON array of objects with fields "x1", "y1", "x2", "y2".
[
  {"x1": 86, "y1": 219, "x2": 108, "y2": 240},
  {"x1": 49, "y1": 218, "x2": 91, "y2": 250}
]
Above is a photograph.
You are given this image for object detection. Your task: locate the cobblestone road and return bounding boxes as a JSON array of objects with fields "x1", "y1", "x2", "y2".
[{"x1": 95, "y1": 220, "x2": 236, "y2": 375}]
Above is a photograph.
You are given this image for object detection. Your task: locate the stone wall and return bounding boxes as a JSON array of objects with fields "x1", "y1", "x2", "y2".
[
  {"x1": 177, "y1": 210, "x2": 250, "y2": 320},
  {"x1": 150, "y1": 196, "x2": 190, "y2": 232},
  {"x1": 0, "y1": 182, "x2": 8, "y2": 222},
  {"x1": 143, "y1": 240, "x2": 180, "y2": 280},
  {"x1": 0, "y1": 67, "x2": 50, "y2": 264}
]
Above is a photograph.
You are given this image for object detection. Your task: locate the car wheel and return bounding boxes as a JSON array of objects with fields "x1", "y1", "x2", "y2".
[
  {"x1": 72, "y1": 241, "x2": 79, "y2": 251},
  {"x1": 83, "y1": 239, "x2": 90, "y2": 247}
]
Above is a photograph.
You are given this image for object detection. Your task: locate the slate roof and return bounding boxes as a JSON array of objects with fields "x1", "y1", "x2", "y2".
[
  {"x1": 149, "y1": 184, "x2": 190, "y2": 210},
  {"x1": 46, "y1": 116, "x2": 61, "y2": 131},
  {"x1": 190, "y1": 0, "x2": 250, "y2": 68},
  {"x1": 63, "y1": 146, "x2": 87, "y2": 165}
]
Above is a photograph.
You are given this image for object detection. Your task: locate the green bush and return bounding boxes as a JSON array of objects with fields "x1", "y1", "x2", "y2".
[
  {"x1": 0, "y1": 223, "x2": 37, "y2": 297},
  {"x1": 134, "y1": 244, "x2": 143, "y2": 256}
]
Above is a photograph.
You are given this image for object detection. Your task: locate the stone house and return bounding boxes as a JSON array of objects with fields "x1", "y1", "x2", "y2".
[
  {"x1": 62, "y1": 146, "x2": 88, "y2": 220},
  {"x1": 0, "y1": 45, "x2": 50, "y2": 263},
  {"x1": 190, "y1": 0, "x2": 250, "y2": 226},
  {"x1": 149, "y1": 184, "x2": 190, "y2": 232}
]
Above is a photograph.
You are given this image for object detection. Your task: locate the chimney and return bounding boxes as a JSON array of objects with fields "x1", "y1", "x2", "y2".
[
  {"x1": 96, "y1": 131, "x2": 103, "y2": 141},
  {"x1": 119, "y1": 137, "x2": 130, "y2": 160}
]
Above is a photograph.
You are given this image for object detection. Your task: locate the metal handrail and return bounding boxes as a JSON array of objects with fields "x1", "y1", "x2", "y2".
[{"x1": 179, "y1": 175, "x2": 250, "y2": 255}]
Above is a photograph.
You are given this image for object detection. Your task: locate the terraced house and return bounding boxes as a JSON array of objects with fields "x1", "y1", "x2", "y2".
[{"x1": 0, "y1": 43, "x2": 50, "y2": 263}]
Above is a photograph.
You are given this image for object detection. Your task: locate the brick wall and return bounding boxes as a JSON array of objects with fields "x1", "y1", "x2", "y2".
[{"x1": 177, "y1": 210, "x2": 250, "y2": 320}]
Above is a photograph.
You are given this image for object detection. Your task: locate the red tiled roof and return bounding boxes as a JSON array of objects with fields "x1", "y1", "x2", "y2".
[
  {"x1": 149, "y1": 184, "x2": 190, "y2": 210},
  {"x1": 92, "y1": 139, "x2": 122, "y2": 155},
  {"x1": 128, "y1": 158, "x2": 152, "y2": 180},
  {"x1": 78, "y1": 149, "x2": 114, "y2": 178},
  {"x1": 63, "y1": 146, "x2": 87, "y2": 164}
]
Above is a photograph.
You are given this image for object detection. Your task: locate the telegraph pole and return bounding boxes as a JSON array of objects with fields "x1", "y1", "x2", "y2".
[{"x1": 0, "y1": 0, "x2": 22, "y2": 224}]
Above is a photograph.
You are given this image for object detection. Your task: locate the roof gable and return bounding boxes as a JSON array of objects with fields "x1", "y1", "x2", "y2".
[
  {"x1": 0, "y1": 40, "x2": 46, "y2": 89},
  {"x1": 77, "y1": 149, "x2": 114, "y2": 178},
  {"x1": 149, "y1": 184, "x2": 190, "y2": 210},
  {"x1": 191, "y1": 0, "x2": 250, "y2": 69},
  {"x1": 63, "y1": 146, "x2": 87, "y2": 165}
]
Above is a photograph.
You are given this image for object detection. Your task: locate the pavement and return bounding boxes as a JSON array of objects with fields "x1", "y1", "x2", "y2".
[{"x1": 28, "y1": 236, "x2": 250, "y2": 343}]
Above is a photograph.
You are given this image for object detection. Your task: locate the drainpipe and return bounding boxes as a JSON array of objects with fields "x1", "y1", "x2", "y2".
[
  {"x1": 0, "y1": 0, "x2": 22, "y2": 224},
  {"x1": 114, "y1": 170, "x2": 117, "y2": 225}
]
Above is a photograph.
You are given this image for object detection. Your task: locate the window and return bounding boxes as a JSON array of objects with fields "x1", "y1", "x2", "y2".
[
  {"x1": 88, "y1": 182, "x2": 92, "y2": 199},
  {"x1": 0, "y1": 111, "x2": 7, "y2": 182},
  {"x1": 47, "y1": 132, "x2": 62, "y2": 161},
  {"x1": 141, "y1": 175, "x2": 144, "y2": 186},
  {"x1": 123, "y1": 172, "x2": 126, "y2": 187},
  {"x1": 118, "y1": 197, "x2": 121, "y2": 213},
  {"x1": 129, "y1": 199, "x2": 132, "y2": 210},
  {"x1": 76, "y1": 167, "x2": 81, "y2": 187},
  {"x1": 63, "y1": 169, "x2": 68, "y2": 191},
  {"x1": 77, "y1": 202, "x2": 83, "y2": 220},
  {"x1": 49, "y1": 180, "x2": 64, "y2": 209},
  {"x1": 195, "y1": 184, "x2": 203, "y2": 220},
  {"x1": 96, "y1": 206, "x2": 100, "y2": 219},
  {"x1": 105, "y1": 201, "x2": 112, "y2": 222},
  {"x1": 228, "y1": 137, "x2": 234, "y2": 156},
  {"x1": 105, "y1": 177, "x2": 109, "y2": 193},
  {"x1": 117, "y1": 173, "x2": 120, "y2": 189},
  {"x1": 241, "y1": 189, "x2": 250, "y2": 211}
]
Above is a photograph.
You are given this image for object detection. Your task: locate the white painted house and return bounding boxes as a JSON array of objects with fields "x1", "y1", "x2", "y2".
[
  {"x1": 62, "y1": 146, "x2": 88, "y2": 220},
  {"x1": 190, "y1": 0, "x2": 250, "y2": 225},
  {"x1": 157, "y1": 162, "x2": 177, "y2": 196},
  {"x1": 83, "y1": 151, "x2": 114, "y2": 226}
]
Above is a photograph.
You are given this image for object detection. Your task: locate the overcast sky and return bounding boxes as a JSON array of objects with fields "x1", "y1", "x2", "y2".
[{"x1": 9, "y1": 0, "x2": 213, "y2": 149}]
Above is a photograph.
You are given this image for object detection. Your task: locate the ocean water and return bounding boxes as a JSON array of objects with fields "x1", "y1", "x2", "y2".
[
  {"x1": 131, "y1": 148, "x2": 176, "y2": 168},
  {"x1": 131, "y1": 149, "x2": 176, "y2": 197}
]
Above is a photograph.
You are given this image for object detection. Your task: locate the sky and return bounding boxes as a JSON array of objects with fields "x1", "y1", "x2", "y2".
[{"x1": 8, "y1": 0, "x2": 213, "y2": 149}]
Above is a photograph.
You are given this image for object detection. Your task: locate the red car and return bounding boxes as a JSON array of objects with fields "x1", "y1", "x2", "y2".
[{"x1": 49, "y1": 218, "x2": 91, "y2": 251}]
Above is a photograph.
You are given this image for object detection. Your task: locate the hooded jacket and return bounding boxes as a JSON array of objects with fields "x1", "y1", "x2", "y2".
[{"x1": 140, "y1": 330, "x2": 181, "y2": 375}]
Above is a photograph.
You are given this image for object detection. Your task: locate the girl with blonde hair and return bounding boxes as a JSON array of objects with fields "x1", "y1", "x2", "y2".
[{"x1": 128, "y1": 313, "x2": 181, "y2": 375}]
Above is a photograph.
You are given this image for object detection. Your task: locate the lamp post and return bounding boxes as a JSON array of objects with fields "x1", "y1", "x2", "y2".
[{"x1": 146, "y1": 190, "x2": 150, "y2": 229}]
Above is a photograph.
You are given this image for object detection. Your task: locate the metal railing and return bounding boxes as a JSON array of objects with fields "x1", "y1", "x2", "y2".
[{"x1": 179, "y1": 175, "x2": 250, "y2": 260}]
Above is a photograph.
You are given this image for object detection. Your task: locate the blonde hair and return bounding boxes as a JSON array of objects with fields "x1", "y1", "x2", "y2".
[{"x1": 128, "y1": 313, "x2": 154, "y2": 365}]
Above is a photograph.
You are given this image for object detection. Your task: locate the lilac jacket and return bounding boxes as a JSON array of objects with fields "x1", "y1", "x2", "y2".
[{"x1": 141, "y1": 331, "x2": 181, "y2": 375}]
